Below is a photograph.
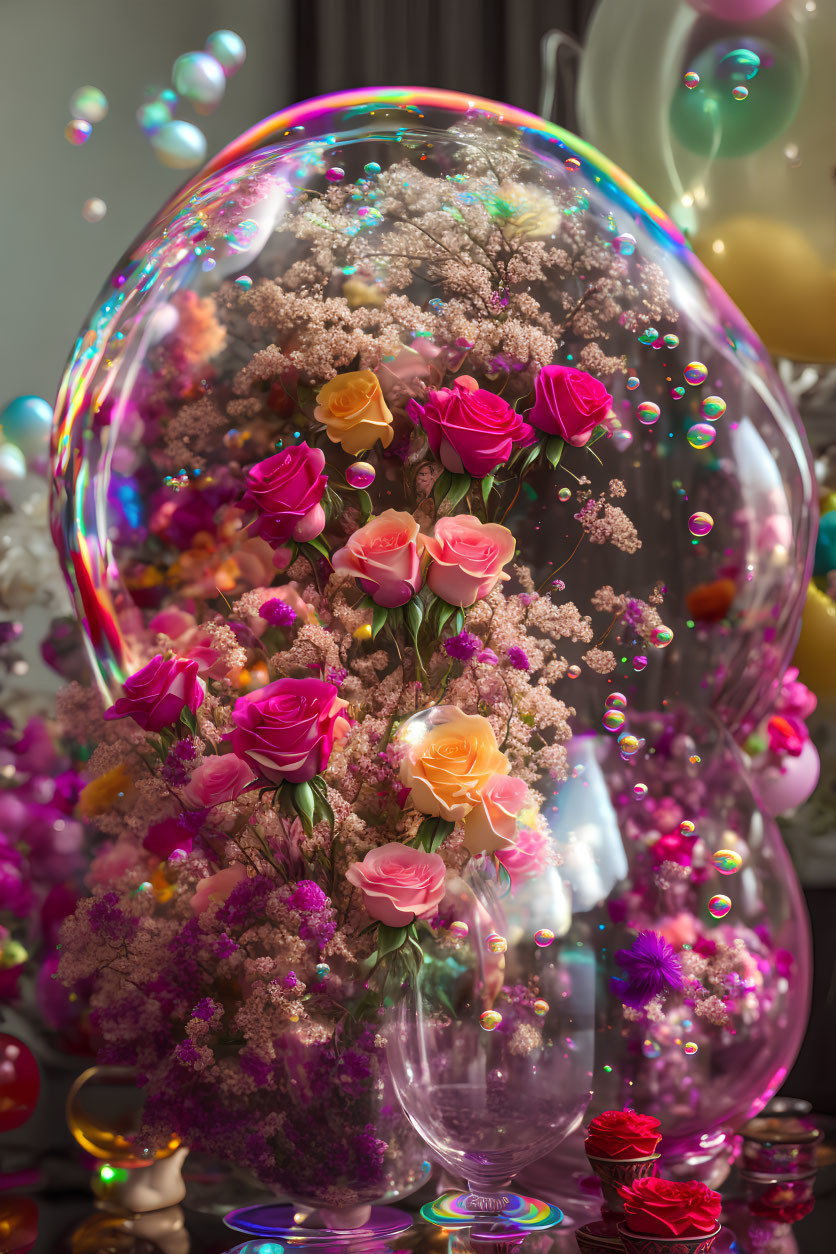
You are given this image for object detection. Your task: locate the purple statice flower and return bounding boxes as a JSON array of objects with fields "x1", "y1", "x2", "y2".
[
  {"x1": 191, "y1": 997, "x2": 218, "y2": 1022},
  {"x1": 175, "y1": 1039, "x2": 201, "y2": 1066},
  {"x1": 283, "y1": 971, "x2": 299, "y2": 990},
  {"x1": 88, "y1": 892, "x2": 138, "y2": 944},
  {"x1": 240, "y1": 1051, "x2": 272, "y2": 1086},
  {"x1": 327, "y1": 667, "x2": 347, "y2": 688},
  {"x1": 611, "y1": 930, "x2": 684, "y2": 1009},
  {"x1": 507, "y1": 645, "x2": 530, "y2": 671},
  {"x1": 444, "y1": 630, "x2": 482, "y2": 661},
  {"x1": 288, "y1": 881, "x2": 328, "y2": 912},
  {"x1": 622, "y1": 599, "x2": 644, "y2": 629},
  {"x1": 284, "y1": 880, "x2": 336, "y2": 949},
  {"x1": 259, "y1": 598, "x2": 297, "y2": 628},
  {"x1": 213, "y1": 932, "x2": 238, "y2": 959}
]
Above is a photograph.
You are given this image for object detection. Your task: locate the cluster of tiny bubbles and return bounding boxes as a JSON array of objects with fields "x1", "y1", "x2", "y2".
[
  {"x1": 486, "y1": 932, "x2": 507, "y2": 954},
  {"x1": 346, "y1": 461, "x2": 376, "y2": 490},
  {"x1": 663, "y1": 333, "x2": 680, "y2": 349},
  {"x1": 480, "y1": 1010, "x2": 502, "y2": 1031},
  {"x1": 711, "y1": 849, "x2": 743, "y2": 875},
  {"x1": 606, "y1": 692, "x2": 627, "y2": 710},
  {"x1": 689, "y1": 511, "x2": 714, "y2": 537},
  {"x1": 638, "y1": 327, "x2": 658, "y2": 346},
  {"x1": 234, "y1": 275, "x2": 253, "y2": 292},
  {"x1": 671, "y1": 386, "x2": 686, "y2": 400},
  {"x1": 567, "y1": 664, "x2": 581, "y2": 679},
  {"x1": 603, "y1": 709, "x2": 626, "y2": 732},
  {"x1": 151, "y1": 120, "x2": 207, "y2": 169},
  {"x1": 82, "y1": 198, "x2": 107, "y2": 224},
  {"x1": 687, "y1": 423, "x2": 717, "y2": 450},
  {"x1": 612, "y1": 232, "x2": 636, "y2": 256},
  {"x1": 627, "y1": 376, "x2": 640, "y2": 390},
  {"x1": 680, "y1": 820, "x2": 696, "y2": 836},
  {"x1": 618, "y1": 733, "x2": 642, "y2": 758},
  {"x1": 534, "y1": 928, "x2": 555, "y2": 948},
  {"x1": 733, "y1": 86, "x2": 750, "y2": 101},
  {"x1": 633, "y1": 782, "x2": 649, "y2": 800},
  {"x1": 683, "y1": 1041, "x2": 699, "y2": 1056},
  {"x1": 684, "y1": 71, "x2": 701, "y2": 90},
  {"x1": 449, "y1": 920, "x2": 469, "y2": 941},
  {"x1": 70, "y1": 86, "x2": 109, "y2": 124},
  {"x1": 700, "y1": 396, "x2": 726, "y2": 421},
  {"x1": 65, "y1": 119, "x2": 92, "y2": 146},
  {"x1": 650, "y1": 625, "x2": 674, "y2": 649},
  {"x1": 637, "y1": 402, "x2": 661, "y2": 426},
  {"x1": 708, "y1": 894, "x2": 732, "y2": 919},
  {"x1": 533, "y1": 999, "x2": 549, "y2": 1017},
  {"x1": 558, "y1": 486, "x2": 572, "y2": 502},
  {"x1": 173, "y1": 52, "x2": 226, "y2": 111},
  {"x1": 642, "y1": 1037, "x2": 662, "y2": 1058},
  {"x1": 314, "y1": 962, "x2": 330, "y2": 979},
  {"x1": 684, "y1": 361, "x2": 709, "y2": 386}
]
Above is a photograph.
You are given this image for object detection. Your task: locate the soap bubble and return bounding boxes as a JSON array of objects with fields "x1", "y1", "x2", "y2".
[
  {"x1": 534, "y1": 929, "x2": 555, "y2": 948},
  {"x1": 708, "y1": 894, "x2": 732, "y2": 918},
  {"x1": 684, "y1": 362, "x2": 708, "y2": 385},
  {"x1": 70, "y1": 86, "x2": 108, "y2": 124},
  {"x1": 172, "y1": 52, "x2": 226, "y2": 111},
  {"x1": 689, "y1": 512, "x2": 714, "y2": 537},
  {"x1": 82, "y1": 198, "x2": 107, "y2": 224},
  {"x1": 711, "y1": 849, "x2": 743, "y2": 875},
  {"x1": 65, "y1": 119, "x2": 92, "y2": 146},
  {"x1": 687, "y1": 424, "x2": 717, "y2": 450},
  {"x1": 150, "y1": 120, "x2": 207, "y2": 169},
  {"x1": 205, "y1": 29, "x2": 247, "y2": 76},
  {"x1": 480, "y1": 1010, "x2": 502, "y2": 1031}
]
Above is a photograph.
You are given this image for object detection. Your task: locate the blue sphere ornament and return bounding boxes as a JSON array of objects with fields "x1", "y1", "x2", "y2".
[
  {"x1": 150, "y1": 120, "x2": 207, "y2": 169},
  {"x1": 205, "y1": 29, "x2": 247, "y2": 76},
  {"x1": 0, "y1": 395, "x2": 52, "y2": 461},
  {"x1": 172, "y1": 52, "x2": 226, "y2": 111}
]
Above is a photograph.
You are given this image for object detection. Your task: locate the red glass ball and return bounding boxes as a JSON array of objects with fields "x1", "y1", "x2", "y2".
[{"x1": 0, "y1": 1034, "x2": 40, "y2": 1131}]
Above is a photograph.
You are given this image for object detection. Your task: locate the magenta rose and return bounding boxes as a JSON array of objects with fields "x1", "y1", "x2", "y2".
[
  {"x1": 618, "y1": 1178, "x2": 721, "y2": 1238},
  {"x1": 528, "y1": 364, "x2": 613, "y2": 446},
  {"x1": 103, "y1": 654, "x2": 205, "y2": 732},
  {"x1": 408, "y1": 376, "x2": 534, "y2": 478},
  {"x1": 181, "y1": 754, "x2": 255, "y2": 808},
  {"x1": 345, "y1": 842, "x2": 446, "y2": 926},
  {"x1": 332, "y1": 509, "x2": 423, "y2": 608},
  {"x1": 228, "y1": 677, "x2": 350, "y2": 784},
  {"x1": 242, "y1": 442, "x2": 327, "y2": 545}
]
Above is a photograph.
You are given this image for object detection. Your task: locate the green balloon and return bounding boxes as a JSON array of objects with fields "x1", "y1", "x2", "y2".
[{"x1": 671, "y1": 36, "x2": 803, "y2": 158}]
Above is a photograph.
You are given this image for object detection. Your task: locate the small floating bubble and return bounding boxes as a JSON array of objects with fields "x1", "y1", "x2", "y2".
[
  {"x1": 642, "y1": 1037, "x2": 661, "y2": 1058},
  {"x1": 486, "y1": 932, "x2": 507, "y2": 955},
  {"x1": 732, "y1": 85, "x2": 749, "y2": 101},
  {"x1": 680, "y1": 820, "x2": 696, "y2": 836},
  {"x1": 701, "y1": 396, "x2": 726, "y2": 420},
  {"x1": 684, "y1": 361, "x2": 708, "y2": 385},
  {"x1": 683, "y1": 1041, "x2": 699, "y2": 1056},
  {"x1": 663, "y1": 333, "x2": 680, "y2": 349},
  {"x1": 711, "y1": 849, "x2": 742, "y2": 875},
  {"x1": 346, "y1": 461, "x2": 376, "y2": 489},
  {"x1": 605, "y1": 692, "x2": 627, "y2": 709},
  {"x1": 364, "y1": 161, "x2": 381, "y2": 174},
  {"x1": 234, "y1": 275, "x2": 253, "y2": 291},
  {"x1": 533, "y1": 999, "x2": 549, "y2": 1016},
  {"x1": 82, "y1": 197, "x2": 107, "y2": 223},
  {"x1": 650, "y1": 625, "x2": 673, "y2": 648},
  {"x1": 687, "y1": 423, "x2": 716, "y2": 450},
  {"x1": 613, "y1": 233, "x2": 636, "y2": 256},
  {"x1": 326, "y1": 167, "x2": 345, "y2": 182},
  {"x1": 70, "y1": 86, "x2": 108, "y2": 124},
  {"x1": 627, "y1": 376, "x2": 640, "y2": 390},
  {"x1": 480, "y1": 1010, "x2": 502, "y2": 1031},
  {"x1": 689, "y1": 511, "x2": 714, "y2": 537},
  {"x1": 637, "y1": 402, "x2": 661, "y2": 425},
  {"x1": 564, "y1": 156, "x2": 581, "y2": 171},
  {"x1": 684, "y1": 71, "x2": 700, "y2": 90},
  {"x1": 638, "y1": 327, "x2": 658, "y2": 345},
  {"x1": 602, "y1": 710, "x2": 626, "y2": 732},
  {"x1": 671, "y1": 386, "x2": 685, "y2": 400},
  {"x1": 558, "y1": 486, "x2": 572, "y2": 502},
  {"x1": 315, "y1": 963, "x2": 330, "y2": 979},
  {"x1": 65, "y1": 119, "x2": 92, "y2": 146},
  {"x1": 618, "y1": 734, "x2": 641, "y2": 756},
  {"x1": 633, "y1": 783, "x2": 648, "y2": 800},
  {"x1": 534, "y1": 928, "x2": 555, "y2": 948},
  {"x1": 449, "y1": 920, "x2": 469, "y2": 940},
  {"x1": 567, "y1": 664, "x2": 581, "y2": 679},
  {"x1": 633, "y1": 655, "x2": 648, "y2": 671},
  {"x1": 708, "y1": 894, "x2": 732, "y2": 919}
]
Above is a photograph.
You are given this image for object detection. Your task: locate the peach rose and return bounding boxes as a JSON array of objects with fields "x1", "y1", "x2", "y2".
[
  {"x1": 314, "y1": 369, "x2": 394, "y2": 455},
  {"x1": 190, "y1": 864, "x2": 248, "y2": 915},
  {"x1": 400, "y1": 711, "x2": 509, "y2": 822},
  {"x1": 463, "y1": 774, "x2": 527, "y2": 854},
  {"x1": 422, "y1": 516, "x2": 515, "y2": 607},
  {"x1": 181, "y1": 754, "x2": 255, "y2": 809},
  {"x1": 345, "y1": 842, "x2": 446, "y2": 927},
  {"x1": 333, "y1": 510, "x2": 423, "y2": 608}
]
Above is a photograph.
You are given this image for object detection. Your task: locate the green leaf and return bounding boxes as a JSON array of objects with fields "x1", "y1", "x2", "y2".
[
  {"x1": 305, "y1": 535, "x2": 331, "y2": 560},
  {"x1": 293, "y1": 782, "x2": 316, "y2": 831},
  {"x1": 445, "y1": 473, "x2": 472, "y2": 511},
  {"x1": 545, "y1": 436, "x2": 565, "y2": 468},
  {"x1": 587, "y1": 423, "x2": 608, "y2": 447},
  {"x1": 357, "y1": 490, "x2": 373, "y2": 522},
  {"x1": 376, "y1": 924, "x2": 409, "y2": 961},
  {"x1": 452, "y1": 609, "x2": 465, "y2": 635},
  {"x1": 480, "y1": 473, "x2": 496, "y2": 507},
  {"x1": 372, "y1": 605, "x2": 388, "y2": 639},
  {"x1": 436, "y1": 601, "x2": 456, "y2": 634},
  {"x1": 415, "y1": 815, "x2": 455, "y2": 853},
  {"x1": 433, "y1": 470, "x2": 453, "y2": 509},
  {"x1": 519, "y1": 441, "x2": 543, "y2": 474},
  {"x1": 405, "y1": 597, "x2": 424, "y2": 641}
]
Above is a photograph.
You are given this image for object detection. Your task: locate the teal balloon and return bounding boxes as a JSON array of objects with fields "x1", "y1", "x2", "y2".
[
  {"x1": 671, "y1": 36, "x2": 803, "y2": 158},
  {"x1": 0, "y1": 395, "x2": 52, "y2": 460}
]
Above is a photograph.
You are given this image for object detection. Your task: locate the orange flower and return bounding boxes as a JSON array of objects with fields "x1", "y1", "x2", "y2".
[
  {"x1": 78, "y1": 764, "x2": 134, "y2": 818},
  {"x1": 314, "y1": 370, "x2": 394, "y2": 455},
  {"x1": 400, "y1": 711, "x2": 509, "y2": 822}
]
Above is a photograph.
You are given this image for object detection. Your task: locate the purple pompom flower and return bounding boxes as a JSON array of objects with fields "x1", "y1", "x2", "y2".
[{"x1": 611, "y1": 929, "x2": 684, "y2": 1008}]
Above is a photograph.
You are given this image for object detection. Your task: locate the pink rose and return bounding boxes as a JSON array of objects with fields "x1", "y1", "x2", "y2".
[
  {"x1": 148, "y1": 609, "x2": 229, "y2": 680},
  {"x1": 463, "y1": 774, "x2": 527, "y2": 854},
  {"x1": 422, "y1": 515, "x2": 515, "y2": 606},
  {"x1": 333, "y1": 510, "x2": 423, "y2": 608},
  {"x1": 528, "y1": 365, "x2": 613, "y2": 446},
  {"x1": 144, "y1": 816, "x2": 194, "y2": 860},
  {"x1": 766, "y1": 713, "x2": 808, "y2": 757},
  {"x1": 87, "y1": 839, "x2": 140, "y2": 887},
  {"x1": 181, "y1": 754, "x2": 255, "y2": 808},
  {"x1": 228, "y1": 677, "x2": 349, "y2": 784},
  {"x1": 148, "y1": 608, "x2": 197, "y2": 640},
  {"x1": 103, "y1": 654, "x2": 205, "y2": 732},
  {"x1": 345, "y1": 842, "x2": 446, "y2": 926},
  {"x1": 242, "y1": 442, "x2": 327, "y2": 545},
  {"x1": 191, "y1": 864, "x2": 248, "y2": 915},
  {"x1": 778, "y1": 667, "x2": 817, "y2": 721},
  {"x1": 496, "y1": 827, "x2": 552, "y2": 883},
  {"x1": 408, "y1": 377, "x2": 534, "y2": 478}
]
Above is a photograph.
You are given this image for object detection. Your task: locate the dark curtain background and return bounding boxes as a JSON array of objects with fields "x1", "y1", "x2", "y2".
[{"x1": 289, "y1": 0, "x2": 593, "y2": 117}]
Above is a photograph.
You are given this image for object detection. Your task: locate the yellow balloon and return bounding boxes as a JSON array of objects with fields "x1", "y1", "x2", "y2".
[
  {"x1": 694, "y1": 216, "x2": 836, "y2": 364},
  {"x1": 794, "y1": 582, "x2": 836, "y2": 701}
]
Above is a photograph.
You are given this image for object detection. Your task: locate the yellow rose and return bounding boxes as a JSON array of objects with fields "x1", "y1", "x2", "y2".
[
  {"x1": 314, "y1": 370, "x2": 394, "y2": 456},
  {"x1": 400, "y1": 711, "x2": 509, "y2": 823},
  {"x1": 342, "y1": 276, "x2": 385, "y2": 308}
]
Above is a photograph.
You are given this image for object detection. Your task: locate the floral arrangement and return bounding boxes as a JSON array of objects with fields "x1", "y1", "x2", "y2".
[{"x1": 585, "y1": 1109, "x2": 662, "y2": 1161}]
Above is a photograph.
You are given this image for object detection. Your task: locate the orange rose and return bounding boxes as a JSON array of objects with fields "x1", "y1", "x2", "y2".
[
  {"x1": 463, "y1": 774, "x2": 527, "y2": 854},
  {"x1": 400, "y1": 711, "x2": 509, "y2": 822},
  {"x1": 314, "y1": 369, "x2": 394, "y2": 455}
]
